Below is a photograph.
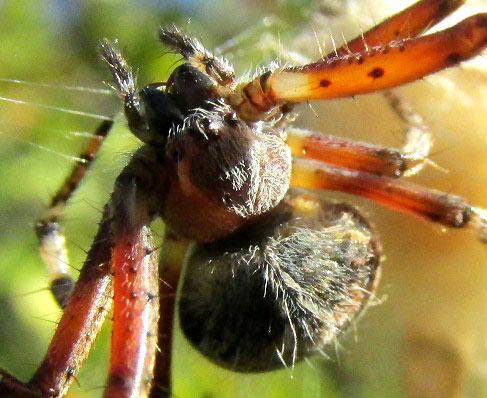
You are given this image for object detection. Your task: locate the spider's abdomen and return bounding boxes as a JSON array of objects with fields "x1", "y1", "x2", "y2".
[{"x1": 178, "y1": 189, "x2": 381, "y2": 372}]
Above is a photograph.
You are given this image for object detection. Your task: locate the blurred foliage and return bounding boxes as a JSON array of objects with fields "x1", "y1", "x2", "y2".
[{"x1": 1, "y1": 1, "x2": 487, "y2": 398}]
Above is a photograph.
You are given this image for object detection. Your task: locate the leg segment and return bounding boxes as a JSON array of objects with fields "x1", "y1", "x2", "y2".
[
  {"x1": 291, "y1": 157, "x2": 487, "y2": 241},
  {"x1": 335, "y1": 0, "x2": 440, "y2": 176},
  {"x1": 286, "y1": 127, "x2": 409, "y2": 178},
  {"x1": 104, "y1": 178, "x2": 159, "y2": 398},
  {"x1": 266, "y1": 14, "x2": 487, "y2": 102},
  {"x1": 158, "y1": 26, "x2": 235, "y2": 86},
  {"x1": 99, "y1": 41, "x2": 153, "y2": 145},
  {"x1": 36, "y1": 119, "x2": 113, "y2": 308},
  {"x1": 382, "y1": 89, "x2": 434, "y2": 177},
  {"x1": 1, "y1": 159, "x2": 163, "y2": 398},
  {"x1": 336, "y1": 0, "x2": 466, "y2": 55},
  {"x1": 0, "y1": 139, "x2": 115, "y2": 395},
  {"x1": 5, "y1": 205, "x2": 115, "y2": 398},
  {"x1": 232, "y1": 12, "x2": 487, "y2": 121},
  {"x1": 150, "y1": 234, "x2": 189, "y2": 398}
]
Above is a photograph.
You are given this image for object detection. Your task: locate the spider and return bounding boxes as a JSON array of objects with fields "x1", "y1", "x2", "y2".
[{"x1": 1, "y1": 0, "x2": 487, "y2": 397}]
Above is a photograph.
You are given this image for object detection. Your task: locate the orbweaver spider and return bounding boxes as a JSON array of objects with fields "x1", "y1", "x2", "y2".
[{"x1": 1, "y1": 0, "x2": 487, "y2": 397}]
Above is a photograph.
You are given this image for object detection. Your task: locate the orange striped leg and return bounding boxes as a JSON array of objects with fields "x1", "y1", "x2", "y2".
[
  {"x1": 267, "y1": 14, "x2": 487, "y2": 102},
  {"x1": 233, "y1": 13, "x2": 487, "y2": 120},
  {"x1": 105, "y1": 228, "x2": 158, "y2": 398},
  {"x1": 292, "y1": 157, "x2": 487, "y2": 242},
  {"x1": 334, "y1": 0, "x2": 445, "y2": 175},
  {"x1": 36, "y1": 119, "x2": 113, "y2": 308},
  {"x1": 27, "y1": 206, "x2": 113, "y2": 398},
  {"x1": 150, "y1": 234, "x2": 189, "y2": 398},
  {"x1": 286, "y1": 127, "x2": 410, "y2": 178},
  {"x1": 101, "y1": 173, "x2": 159, "y2": 398},
  {"x1": 0, "y1": 167, "x2": 161, "y2": 398},
  {"x1": 0, "y1": 206, "x2": 113, "y2": 398},
  {"x1": 336, "y1": 0, "x2": 466, "y2": 55}
]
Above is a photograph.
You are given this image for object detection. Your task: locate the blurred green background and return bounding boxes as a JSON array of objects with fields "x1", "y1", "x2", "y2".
[{"x1": 1, "y1": 1, "x2": 487, "y2": 397}]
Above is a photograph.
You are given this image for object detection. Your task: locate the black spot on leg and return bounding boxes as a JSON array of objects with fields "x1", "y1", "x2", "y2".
[
  {"x1": 146, "y1": 291, "x2": 157, "y2": 302},
  {"x1": 319, "y1": 79, "x2": 331, "y2": 88},
  {"x1": 66, "y1": 367, "x2": 75, "y2": 379},
  {"x1": 367, "y1": 67, "x2": 384, "y2": 79},
  {"x1": 66, "y1": 368, "x2": 80, "y2": 388},
  {"x1": 50, "y1": 276, "x2": 74, "y2": 308},
  {"x1": 356, "y1": 56, "x2": 364, "y2": 65},
  {"x1": 445, "y1": 53, "x2": 461, "y2": 66}
]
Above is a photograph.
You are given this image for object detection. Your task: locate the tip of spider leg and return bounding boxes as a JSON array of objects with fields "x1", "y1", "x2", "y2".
[{"x1": 471, "y1": 207, "x2": 487, "y2": 243}]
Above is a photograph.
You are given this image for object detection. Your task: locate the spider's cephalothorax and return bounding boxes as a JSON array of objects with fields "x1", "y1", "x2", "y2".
[
  {"x1": 113, "y1": 43, "x2": 292, "y2": 243},
  {"x1": 1, "y1": 2, "x2": 487, "y2": 398},
  {"x1": 103, "y1": 28, "x2": 380, "y2": 371}
]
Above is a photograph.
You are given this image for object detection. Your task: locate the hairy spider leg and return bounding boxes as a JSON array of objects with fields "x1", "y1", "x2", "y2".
[
  {"x1": 104, "y1": 174, "x2": 159, "y2": 398},
  {"x1": 336, "y1": 0, "x2": 467, "y2": 56},
  {"x1": 158, "y1": 25, "x2": 235, "y2": 86},
  {"x1": 291, "y1": 157, "x2": 487, "y2": 242},
  {"x1": 287, "y1": 127, "x2": 411, "y2": 178},
  {"x1": 0, "y1": 205, "x2": 114, "y2": 398},
  {"x1": 31, "y1": 164, "x2": 160, "y2": 398},
  {"x1": 231, "y1": 13, "x2": 487, "y2": 118},
  {"x1": 330, "y1": 0, "x2": 459, "y2": 173},
  {"x1": 381, "y1": 89, "x2": 433, "y2": 177},
  {"x1": 271, "y1": 15, "x2": 487, "y2": 101},
  {"x1": 286, "y1": 92, "x2": 434, "y2": 179},
  {"x1": 35, "y1": 119, "x2": 113, "y2": 308},
  {"x1": 150, "y1": 234, "x2": 189, "y2": 398},
  {"x1": 0, "y1": 120, "x2": 114, "y2": 393}
]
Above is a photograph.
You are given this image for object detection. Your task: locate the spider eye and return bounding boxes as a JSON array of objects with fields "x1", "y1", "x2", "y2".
[
  {"x1": 168, "y1": 63, "x2": 216, "y2": 112},
  {"x1": 179, "y1": 190, "x2": 380, "y2": 372}
]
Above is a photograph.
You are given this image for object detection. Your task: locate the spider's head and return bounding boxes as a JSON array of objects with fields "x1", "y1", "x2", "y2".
[
  {"x1": 139, "y1": 63, "x2": 220, "y2": 144},
  {"x1": 100, "y1": 33, "x2": 291, "y2": 243}
]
